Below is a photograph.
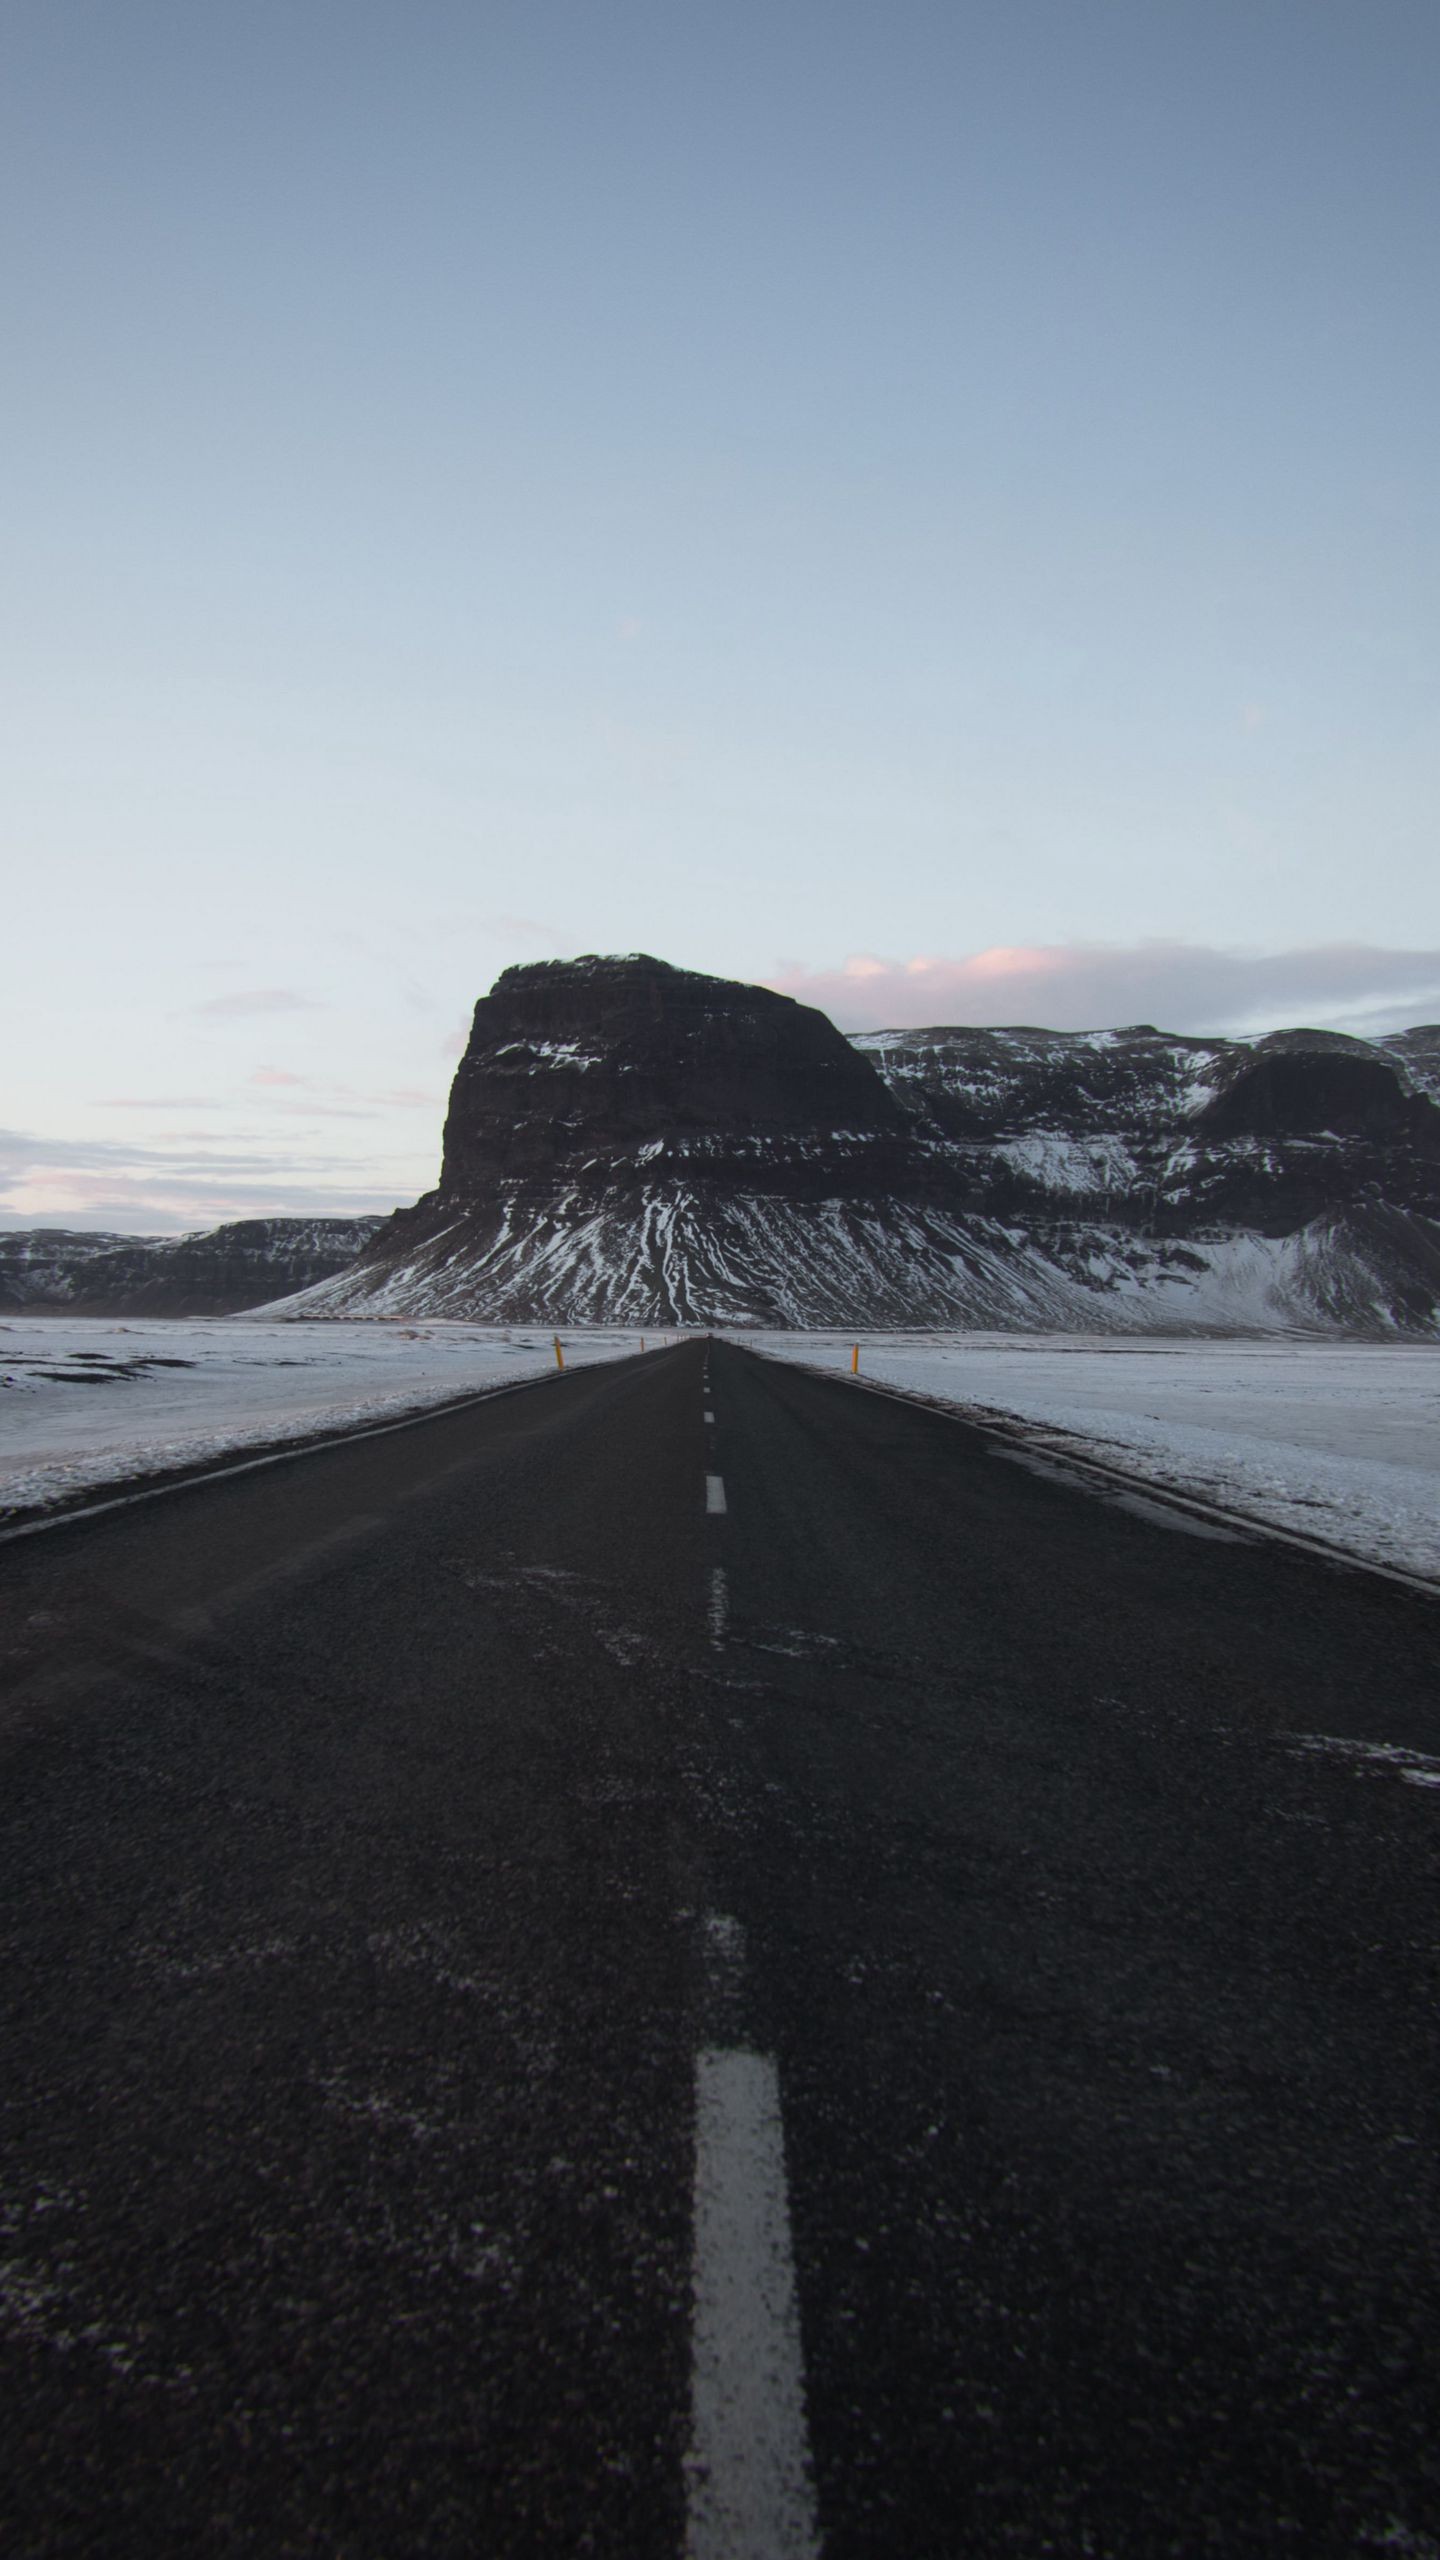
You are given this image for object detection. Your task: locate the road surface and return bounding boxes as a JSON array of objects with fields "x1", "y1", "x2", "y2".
[{"x1": 1, "y1": 1339, "x2": 1436, "y2": 2555}]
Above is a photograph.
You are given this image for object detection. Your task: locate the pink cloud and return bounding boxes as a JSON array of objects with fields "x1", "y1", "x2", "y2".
[
  {"x1": 250, "y1": 1067, "x2": 310, "y2": 1087},
  {"x1": 271, "y1": 1102, "x2": 379, "y2": 1120},
  {"x1": 766, "y1": 943, "x2": 1440, "y2": 1036}
]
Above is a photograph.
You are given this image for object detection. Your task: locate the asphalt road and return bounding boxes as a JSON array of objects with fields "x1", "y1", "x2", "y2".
[{"x1": 1, "y1": 1339, "x2": 1436, "y2": 2557}]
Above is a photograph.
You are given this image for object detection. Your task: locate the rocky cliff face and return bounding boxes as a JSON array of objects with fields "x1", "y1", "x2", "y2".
[
  {"x1": 440, "y1": 952, "x2": 903, "y2": 1189},
  {"x1": 0, "y1": 1217, "x2": 384, "y2": 1317},
  {"x1": 264, "y1": 956, "x2": 1440, "y2": 1334}
]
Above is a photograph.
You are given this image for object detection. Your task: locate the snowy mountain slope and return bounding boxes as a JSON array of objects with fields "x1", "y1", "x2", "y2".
[
  {"x1": 1378, "y1": 1023, "x2": 1440, "y2": 1102},
  {"x1": 259, "y1": 955, "x2": 1440, "y2": 1335},
  {"x1": 0, "y1": 1229, "x2": 163, "y2": 1308},
  {"x1": 853, "y1": 1021, "x2": 1440, "y2": 1230},
  {"x1": 0, "y1": 1217, "x2": 385, "y2": 1316},
  {"x1": 269, "y1": 1182, "x2": 1439, "y2": 1336}
]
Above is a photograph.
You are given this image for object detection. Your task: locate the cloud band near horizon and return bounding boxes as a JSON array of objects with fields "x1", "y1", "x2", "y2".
[
  {"x1": 765, "y1": 943, "x2": 1440, "y2": 1037},
  {"x1": 0, "y1": 1125, "x2": 409, "y2": 1236}
]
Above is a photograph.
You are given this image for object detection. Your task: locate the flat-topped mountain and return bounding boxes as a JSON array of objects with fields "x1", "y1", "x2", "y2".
[
  {"x1": 441, "y1": 953, "x2": 903, "y2": 1188},
  {"x1": 269, "y1": 956, "x2": 1440, "y2": 1334}
]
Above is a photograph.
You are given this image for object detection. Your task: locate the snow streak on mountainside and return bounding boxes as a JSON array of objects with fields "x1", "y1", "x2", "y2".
[
  {"x1": 265, "y1": 1190, "x2": 1439, "y2": 1336},
  {"x1": 259, "y1": 956, "x2": 1440, "y2": 1335}
]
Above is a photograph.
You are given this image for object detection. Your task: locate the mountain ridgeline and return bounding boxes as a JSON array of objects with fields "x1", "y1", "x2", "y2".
[
  {"x1": 271, "y1": 955, "x2": 1440, "y2": 1335},
  {"x1": 1, "y1": 1218, "x2": 385, "y2": 1318}
]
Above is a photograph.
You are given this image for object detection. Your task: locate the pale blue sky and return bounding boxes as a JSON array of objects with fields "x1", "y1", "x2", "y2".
[{"x1": 4, "y1": 1, "x2": 1438, "y2": 1227}]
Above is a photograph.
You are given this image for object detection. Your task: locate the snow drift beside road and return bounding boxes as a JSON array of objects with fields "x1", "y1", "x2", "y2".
[
  {"x1": 4, "y1": 1316, "x2": 1436, "y2": 1593},
  {"x1": 732, "y1": 1331, "x2": 1440, "y2": 1586},
  {"x1": 0, "y1": 1318, "x2": 646, "y2": 1521}
]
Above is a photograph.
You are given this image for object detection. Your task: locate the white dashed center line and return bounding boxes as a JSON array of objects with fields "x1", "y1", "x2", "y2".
[
  {"x1": 706, "y1": 1475, "x2": 727, "y2": 1515},
  {"x1": 703, "y1": 1906, "x2": 746, "y2": 1985},
  {"x1": 708, "y1": 1565, "x2": 729, "y2": 1648},
  {"x1": 705, "y1": 1408, "x2": 716, "y2": 1424},
  {"x1": 686, "y1": 2048, "x2": 821, "y2": 2559}
]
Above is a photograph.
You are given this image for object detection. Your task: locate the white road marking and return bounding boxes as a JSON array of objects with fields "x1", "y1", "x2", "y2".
[
  {"x1": 706, "y1": 1474, "x2": 727, "y2": 1515},
  {"x1": 705, "y1": 1408, "x2": 716, "y2": 1424},
  {"x1": 708, "y1": 1566, "x2": 729, "y2": 1648},
  {"x1": 686, "y1": 2048, "x2": 821, "y2": 2560},
  {"x1": 703, "y1": 1909, "x2": 746, "y2": 1986}
]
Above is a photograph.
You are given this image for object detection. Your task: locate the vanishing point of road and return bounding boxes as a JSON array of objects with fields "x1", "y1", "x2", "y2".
[{"x1": 1, "y1": 1340, "x2": 1436, "y2": 2556}]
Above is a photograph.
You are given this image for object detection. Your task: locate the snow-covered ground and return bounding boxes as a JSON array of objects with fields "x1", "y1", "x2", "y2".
[
  {"x1": 0, "y1": 1318, "x2": 656, "y2": 1521},
  {"x1": 6, "y1": 1316, "x2": 1437, "y2": 1588},
  {"x1": 732, "y1": 1331, "x2": 1440, "y2": 1586}
]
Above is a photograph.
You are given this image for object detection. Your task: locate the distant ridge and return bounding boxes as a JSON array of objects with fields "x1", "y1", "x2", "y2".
[{"x1": 1, "y1": 1217, "x2": 385, "y2": 1317}]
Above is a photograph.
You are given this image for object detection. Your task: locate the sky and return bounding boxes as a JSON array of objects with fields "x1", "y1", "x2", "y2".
[{"x1": 3, "y1": 0, "x2": 1438, "y2": 1230}]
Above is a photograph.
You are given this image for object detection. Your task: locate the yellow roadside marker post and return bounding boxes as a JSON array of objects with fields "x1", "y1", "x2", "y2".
[
  {"x1": 553, "y1": 1335, "x2": 565, "y2": 1371},
  {"x1": 851, "y1": 1343, "x2": 860, "y2": 1375}
]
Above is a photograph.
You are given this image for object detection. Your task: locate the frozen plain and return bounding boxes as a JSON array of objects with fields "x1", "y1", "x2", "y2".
[
  {"x1": 728, "y1": 1330, "x2": 1440, "y2": 1586},
  {"x1": 2, "y1": 1317, "x2": 1437, "y2": 1588},
  {"x1": 0, "y1": 1318, "x2": 648, "y2": 1522}
]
